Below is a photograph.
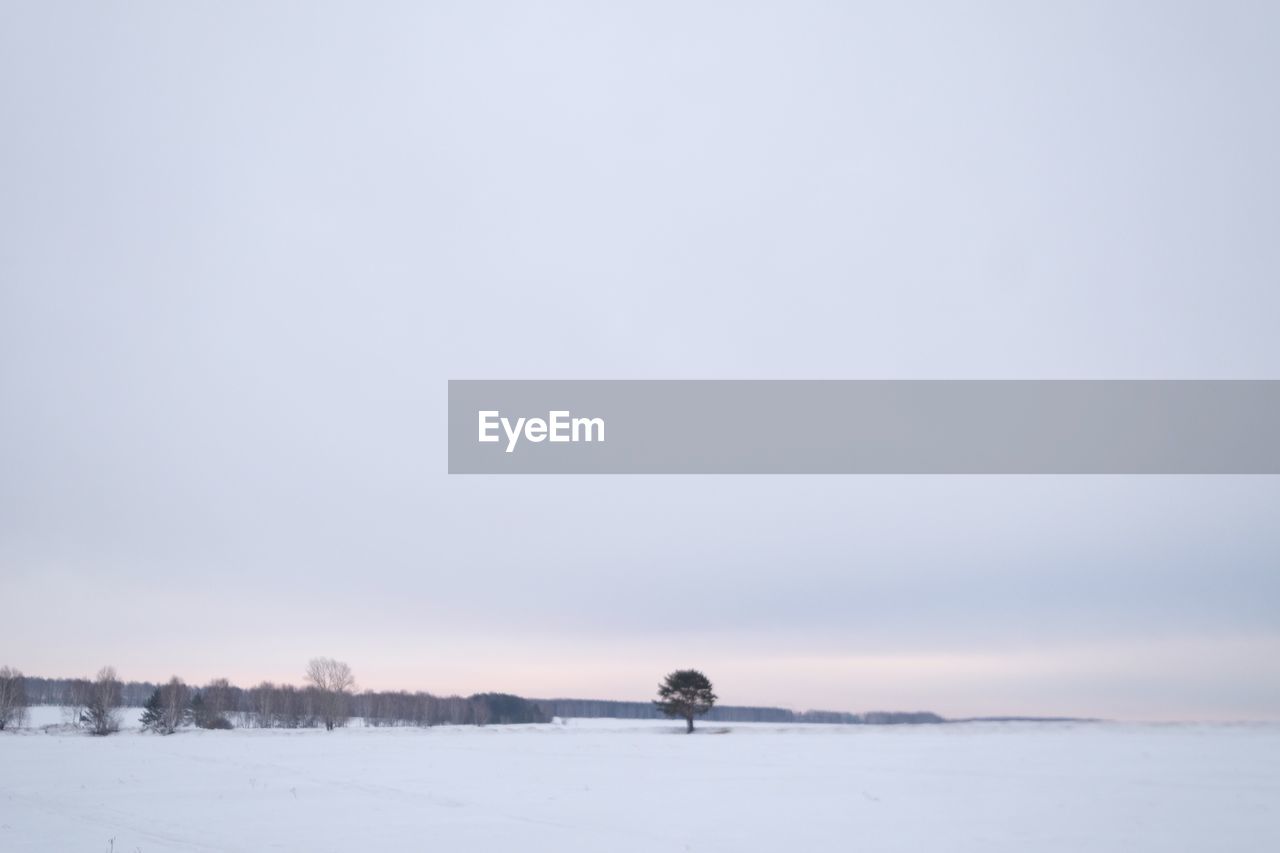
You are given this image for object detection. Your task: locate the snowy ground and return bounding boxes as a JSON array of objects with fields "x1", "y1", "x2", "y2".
[{"x1": 2, "y1": 709, "x2": 1277, "y2": 852}]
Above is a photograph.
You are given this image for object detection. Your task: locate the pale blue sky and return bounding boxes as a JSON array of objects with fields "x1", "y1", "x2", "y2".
[{"x1": 2, "y1": 1, "x2": 1278, "y2": 719}]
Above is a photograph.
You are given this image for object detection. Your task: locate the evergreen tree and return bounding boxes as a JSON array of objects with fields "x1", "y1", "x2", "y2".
[
  {"x1": 141, "y1": 677, "x2": 191, "y2": 734},
  {"x1": 139, "y1": 688, "x2": 163, "y2": 732},
  {"x1": 654, "y1": 669, "x2": 717, "y2": 733},
  {"x1": 190, "y1": 691, "x2": 207, "y2": 727},
  {"x1": 190, "y1": 690, "x2": 231, "y2": 729}
]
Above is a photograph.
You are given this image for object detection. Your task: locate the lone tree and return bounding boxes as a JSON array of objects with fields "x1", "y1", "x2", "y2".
[
  {"x1": 0, "y1": 666, "x2": 28, "y2": 730},
  {"x1": 305, "y1": 657, "x2": 355, "y2": 730},
  {"x1": 655, "y1": 669, "x2": 717, "y2": 733}
]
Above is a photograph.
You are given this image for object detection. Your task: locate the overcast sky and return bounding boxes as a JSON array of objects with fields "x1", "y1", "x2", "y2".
[{"x1": 2, "y1": 1, "x2": 1278, "y2": 720}]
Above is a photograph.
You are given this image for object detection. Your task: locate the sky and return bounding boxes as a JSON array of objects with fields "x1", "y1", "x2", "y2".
[{"x1": 1, "y1": 1, "x2": 1278, "y2": 721}]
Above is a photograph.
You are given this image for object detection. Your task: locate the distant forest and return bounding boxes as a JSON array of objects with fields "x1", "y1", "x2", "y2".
[
  {"x1": 21, "y1": 675, "x2": 550, "y2": 727},
  {"x1": 19, "y1": 676, "x2": 943, "y2": 727},
  {"x1": 534, "y1": 698, "x2": 944, "y2": 725}
]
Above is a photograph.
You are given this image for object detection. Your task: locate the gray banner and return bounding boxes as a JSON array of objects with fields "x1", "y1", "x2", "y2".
[{"x1": 447, "y1": 380, "x2": 1280, "y2": 474}]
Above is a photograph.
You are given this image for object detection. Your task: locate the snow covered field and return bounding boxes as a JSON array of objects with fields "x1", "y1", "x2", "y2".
[{"x1": 2, "y1": 710, "x2": 1277, "y2": 852}]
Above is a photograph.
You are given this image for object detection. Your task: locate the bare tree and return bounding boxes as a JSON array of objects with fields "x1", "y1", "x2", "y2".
[
  {"x1": 249, "y1": 681, "x2": 277, "y2": 728},
  {"x1": 305, "y1": 658, "x2": 355, "y2": 731},
  {"x1": 160, "y1": 676, "x2": 190, "y2": 733},
  {"x1": 141, "y1": 676, "x2": 190, "y2": 734},
  {"x1": 0, "y1": 666, "x2": 28, "y2": 730},
  {"x1": 193, "y1": 677, "x2": 235, "y2": 729},
  {"x1": 63, "y1": 677, "x2": 91, "y2": 727},
  {"x1": 82, "y1": 666, "x2": 123, "y2": 736}
]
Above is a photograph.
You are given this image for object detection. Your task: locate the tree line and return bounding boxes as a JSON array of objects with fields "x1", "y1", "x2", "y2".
[
  {"x1": 1, "y1": 661, "x2": 548, "y2": 735},
  {"x1": 645, "y1": 669, "x2": 941, "y2": 732},
  {"x1": 1, "y1": 663, "x2": 944, "y2": 736},
  {"x1": 537, "y1": 697, "x2": 941, "y2": 725}
]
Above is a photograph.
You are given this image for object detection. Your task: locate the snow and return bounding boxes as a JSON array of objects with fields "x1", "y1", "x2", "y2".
[{"x1": 2, "y1": 710, "x2": 1277, "y2": 852}]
